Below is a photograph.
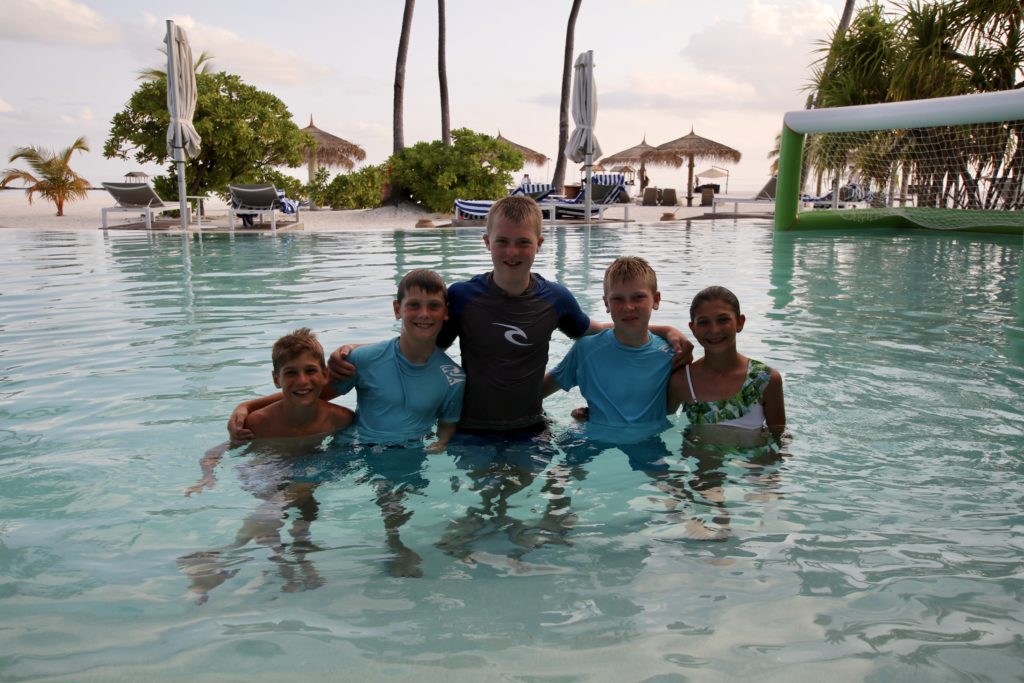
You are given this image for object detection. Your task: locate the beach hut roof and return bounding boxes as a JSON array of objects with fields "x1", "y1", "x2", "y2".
[
  {"x1": 301, "y1": 117, "x2": 366, "y2": 170},
  {"x1": 496, "y1": 133, "x2": 549, "y2": 165},
  {"x1": 599, "y1": 137, "x2": 656, "y2": 166},
  {"x1": 642, "y1": 129, "x2": 742, "y2": 167}
]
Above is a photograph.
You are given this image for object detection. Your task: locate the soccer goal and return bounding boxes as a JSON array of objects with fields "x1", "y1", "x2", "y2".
[{"x1": 775, "y1": 89, "x2": 1024, "y2": 235}]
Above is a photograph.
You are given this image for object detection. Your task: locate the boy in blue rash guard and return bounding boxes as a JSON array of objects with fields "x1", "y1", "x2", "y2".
[
  {"x1": 329, "y1": 269, "x2": 465, "y2": 450},
  {"x1": 543, "y1": 256, "x2": 674, "y2": 434}
]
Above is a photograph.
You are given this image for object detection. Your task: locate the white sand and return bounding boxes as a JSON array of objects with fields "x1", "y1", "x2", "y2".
[{"x1": 0, "y1": 189, "x2": 735, "y2": 232}]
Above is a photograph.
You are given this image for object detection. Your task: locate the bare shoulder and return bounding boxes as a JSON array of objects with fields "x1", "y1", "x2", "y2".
[
  {"x1": 324, "y1": 402, "x2": 355, "y2": 431},
  {"x1": 668, "y1": 364, "x2": 694, "y2": 404},
  {"x1": 243, "y1": 404, "x2": 277, "y2": 439}
]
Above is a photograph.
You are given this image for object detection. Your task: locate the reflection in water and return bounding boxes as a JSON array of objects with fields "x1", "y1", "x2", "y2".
[{"x1": 179, "y1": 440, "x2": 338, "y2": 602}]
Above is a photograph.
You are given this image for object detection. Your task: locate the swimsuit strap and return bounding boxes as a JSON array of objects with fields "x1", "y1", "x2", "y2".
[{"x1": 685, "y1": 363, "x2": 697, "y2": 402}]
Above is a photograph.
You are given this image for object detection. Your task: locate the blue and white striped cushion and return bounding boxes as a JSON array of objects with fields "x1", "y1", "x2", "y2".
[{"x1": 453, "y1": 199, "x2": 495, "y2": 219}]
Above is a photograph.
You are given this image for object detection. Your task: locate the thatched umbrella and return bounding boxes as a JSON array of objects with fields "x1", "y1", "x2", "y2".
[
  {"x1": 599, "y1": 137, "x2": 660, "y2": 192},
  {"x1": 495, "y1": 132, "x2": 549, "y2": 166},
  {"x1": 301, "y1": 116, "x2": 366, "y2": 184},
  {"x1": 643, "y1": 129, "x2": 741, "y2": 206}
]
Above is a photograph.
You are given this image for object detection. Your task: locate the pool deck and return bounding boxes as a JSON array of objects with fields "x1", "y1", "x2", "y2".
[{"x1": 0, "y1": 191, "x2": 774, "y2": 232}]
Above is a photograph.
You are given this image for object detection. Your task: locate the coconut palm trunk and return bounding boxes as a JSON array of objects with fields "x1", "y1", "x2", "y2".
[
  {"x1": 552, "y1": 0, "x2": 582, "y2": 192},
  {"x1": 438, "y1": 0, "x2": 451, "y2": 146},
  {"x1": 393, "y1": 0, "x2": 416, "y2": 154}
]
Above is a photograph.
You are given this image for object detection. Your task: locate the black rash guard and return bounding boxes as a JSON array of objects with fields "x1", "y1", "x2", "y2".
[{"x1": 438, "y1": 272, "x2": 590, "y2": 431}]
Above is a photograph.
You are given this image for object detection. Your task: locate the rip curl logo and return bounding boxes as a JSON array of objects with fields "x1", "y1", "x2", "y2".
[
  {"x1": 440, "y1": 364, "x2": 465, "y2": 386},
  {"x1": 493, "y1": 323, "x2": 532, "y2": 347}
]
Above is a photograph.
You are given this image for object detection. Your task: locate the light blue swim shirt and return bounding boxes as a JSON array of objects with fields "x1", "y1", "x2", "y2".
[
  {"x1": 332, "y1": 338, "x2": 465, "y2": 445},
  {"x1": 550, "y1": 329, "x2": 674, "y2": 438}
]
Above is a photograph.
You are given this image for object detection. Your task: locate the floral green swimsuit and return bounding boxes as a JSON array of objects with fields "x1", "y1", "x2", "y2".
[{"x1": 682, "y1": 359, "x2": 771, "y2": 429}]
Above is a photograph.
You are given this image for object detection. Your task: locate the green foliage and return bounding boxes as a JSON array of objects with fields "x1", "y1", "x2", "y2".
[
  {"x1": 325, "y1": 164, "x2": 388, "y2": 209},
  {"x1": 304, "y1": 166, "x2": 332, "y2": 207},
  {"x1": 388, "y1": 128, "x2": 522, "y2": 212},
  {"x1": 104, "y1": 70, "x2": 312, "y2": 200},
  {"x1": 253, "y1": 168, "x2": 304, "y2": 200},
  {"x1": 1, "y1": 136, "x2": 90, "y2": 216}
]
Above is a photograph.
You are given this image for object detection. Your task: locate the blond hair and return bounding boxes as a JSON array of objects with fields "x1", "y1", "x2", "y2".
[
  {"x1": 485, "y1": 194, "x2": 543, "y2": 237},
  {"x1": 603, "y1": 256, "x2": 658, "y2": 295},
  {"x1": 271, "y1": 327, "x2": 326, "y2": 373}
]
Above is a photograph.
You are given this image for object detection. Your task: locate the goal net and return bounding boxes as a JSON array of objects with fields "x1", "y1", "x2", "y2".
[{"x1": 775, "y1": 89, "x2": 1024, "y2": 234}]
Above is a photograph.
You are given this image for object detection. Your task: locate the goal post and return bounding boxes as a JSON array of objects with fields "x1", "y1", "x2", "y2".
[{"x1": 775, "y1": 89, "x2": 1024, "y2": 235}]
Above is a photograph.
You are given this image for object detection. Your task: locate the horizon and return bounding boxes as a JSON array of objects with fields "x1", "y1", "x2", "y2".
[{"x1": 0, "y1": 0, "x2": 859, "y2": 196}]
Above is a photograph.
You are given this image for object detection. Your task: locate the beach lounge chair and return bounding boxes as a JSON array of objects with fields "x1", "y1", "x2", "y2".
[
  {"x1": 713, "y1": 177, "x2": 778, "y2": 214},
  {"x1": 545, "y1": 173, "x2": 628, "y2": 223},
  {"x1": 227, "y1": 184, "x2": 300, "y2": 231},
  {"x1": 453, "y1": 183, "x2": 557, "y2": 221},
  {"x1": 660, "y1": 188, "x2": 678, "y2": 206},
  {"x1": 100, "y1": 182, "x2": 177, "y2": 230},
  {"x1": 642, "y1": 187, "x2": 660, "y2": 206}
]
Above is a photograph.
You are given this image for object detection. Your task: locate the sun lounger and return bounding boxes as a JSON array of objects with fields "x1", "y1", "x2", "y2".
[
  {"x1": 100, "y1": 182, "x2": 177, "y2": 230},
  {"x1": 227, "y1": 184, "x2": 299, "y2": 231},
  {"x1": 544, "y1": 173, "x2": 629, "y2": 223},
  {"x1": 453, "y1": 183, "x2": 557, "y2": 221},
  {"x1": 713, "y1": 177, "x2": 777, "y2": 214},
  {"x1": 660, "y1": 188, "x2": 678, "y2": 206},
  {"x1": 642, "y1": 187, "x2": 659, "y2": 206}
]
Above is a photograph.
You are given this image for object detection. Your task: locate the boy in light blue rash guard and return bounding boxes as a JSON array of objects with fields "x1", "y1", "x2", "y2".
[
  {"x1": 331, "y1": 335, "x2": 464, "y2": 447},
  {"x1": 543, "y1": 256, "x2": 674, "y2": 435}
]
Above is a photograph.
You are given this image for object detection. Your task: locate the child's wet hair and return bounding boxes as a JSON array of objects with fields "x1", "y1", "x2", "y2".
[
  {"x1": 272, "y1": 327, "x2": 326, "y2": 373},
  {"x1": 689, "y1": 286, "x2": 741, "y2": 321},
  {"x1": 397, "y1": 268, "x2": 447, "y2": 303},
  {"x1": 486, "y1": 195, "x2": 543, "y2": 236},
  {"x1": 604, "y1": 256, "x2": 658, "y2": 294}
]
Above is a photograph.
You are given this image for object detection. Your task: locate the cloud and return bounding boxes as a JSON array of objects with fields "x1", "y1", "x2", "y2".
[
  {"x1": 679, "y1": 0, "x2": 837, "y2": 110},
  {"x1": 0, "y1": 99, "x2": 13, "y2": 113},
  {"x1": 0, "y1": 0, "x2": 118, "y2": 46},
  {"x1": 141, "y1": 14, "x2": 331, "y2": 86}
]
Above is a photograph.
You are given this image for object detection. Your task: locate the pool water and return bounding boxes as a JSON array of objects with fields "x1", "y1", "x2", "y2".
[{"x1": 1, "y1": 223, "x2": 1022, "y2": 681}]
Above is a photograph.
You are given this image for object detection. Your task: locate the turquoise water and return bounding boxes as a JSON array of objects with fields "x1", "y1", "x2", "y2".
[{"x1": 1, "y1": 223, "x2": 1022, "y2": 681}]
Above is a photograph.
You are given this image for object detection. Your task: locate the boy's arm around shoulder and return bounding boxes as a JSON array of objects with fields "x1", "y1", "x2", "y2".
[{"x1": 763, "y1": 368, "x2": 786, "y2": 441}]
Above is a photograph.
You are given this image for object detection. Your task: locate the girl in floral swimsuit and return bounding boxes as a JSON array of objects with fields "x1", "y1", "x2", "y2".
[{"x1": 669, "y1": 286, "x2": 786, "y2": 441}]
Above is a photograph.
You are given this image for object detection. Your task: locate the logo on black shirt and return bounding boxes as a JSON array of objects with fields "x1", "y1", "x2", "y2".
[{"x1": 493, "y1": 323, "x2": 532, "y2": 347}]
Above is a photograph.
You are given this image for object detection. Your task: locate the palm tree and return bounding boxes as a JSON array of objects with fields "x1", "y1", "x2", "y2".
[
  {"x1": 1, "y1": 136, "x2": 90, "y2": 216},
  {"x1": 138, "y1": 51, "x2": 214, "y2": 81},
  {"x1": 551, "y1": 0, "x2": 583, "y2": 191},
  {"x1": 394, "y1": 0, "x2": 416, "y2": 154},
  {"x1": 438, "y1": 0, "x2": 451, "y2": 146}
]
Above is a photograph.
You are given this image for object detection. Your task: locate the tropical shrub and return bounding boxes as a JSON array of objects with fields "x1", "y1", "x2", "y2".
[
  {"x1": 388, "y1": 128, "x2": 522, "y2": 213},
  {"x1": 325, "y1": 164, "x2": 388, "y2": 209}
]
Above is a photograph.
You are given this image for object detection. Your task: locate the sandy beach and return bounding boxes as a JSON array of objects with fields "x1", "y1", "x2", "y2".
[{"x1": 0, "y1": 189, "x2": 766, "y2": 232}]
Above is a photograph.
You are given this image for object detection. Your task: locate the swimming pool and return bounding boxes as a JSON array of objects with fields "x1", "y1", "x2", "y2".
[{"x1": 1, "y1": 222, "x2": 1021, "y2": 681}]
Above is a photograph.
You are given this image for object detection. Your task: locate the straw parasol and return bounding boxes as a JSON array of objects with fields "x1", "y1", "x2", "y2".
[
  {"x1": 599, "y1": 137, "x2": 660, "y2": 192},
  {"x1": 643, "y1": 129, "x2": 741, "y2": 206},
  {"x1": 495, "y1": 132, "x2": 549, "y2": 166},
  {"x1": 301, "y1": 116, "x2": 366, "y2": 184}
]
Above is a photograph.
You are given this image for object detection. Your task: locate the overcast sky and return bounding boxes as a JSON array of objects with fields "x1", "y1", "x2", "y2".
[{"x1": 0, "y1": 0, "x2": 853, "y2": 195}]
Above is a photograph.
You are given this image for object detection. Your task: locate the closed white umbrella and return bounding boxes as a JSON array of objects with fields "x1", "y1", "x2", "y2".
[
  {"x1": 165, "y1": 20, "x2": 202, "y2": 229},
  {"x1": 566, "y1": 50, "x2": 600, "y2": 223}
]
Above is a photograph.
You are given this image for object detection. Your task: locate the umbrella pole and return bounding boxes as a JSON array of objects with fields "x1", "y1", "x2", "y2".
[
  {"x1": 166, "y1": 20, "x2": 188, "y2": 230},
  {"x1": 584, "y1": 51, "x2": 594, "y2": 225}
]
